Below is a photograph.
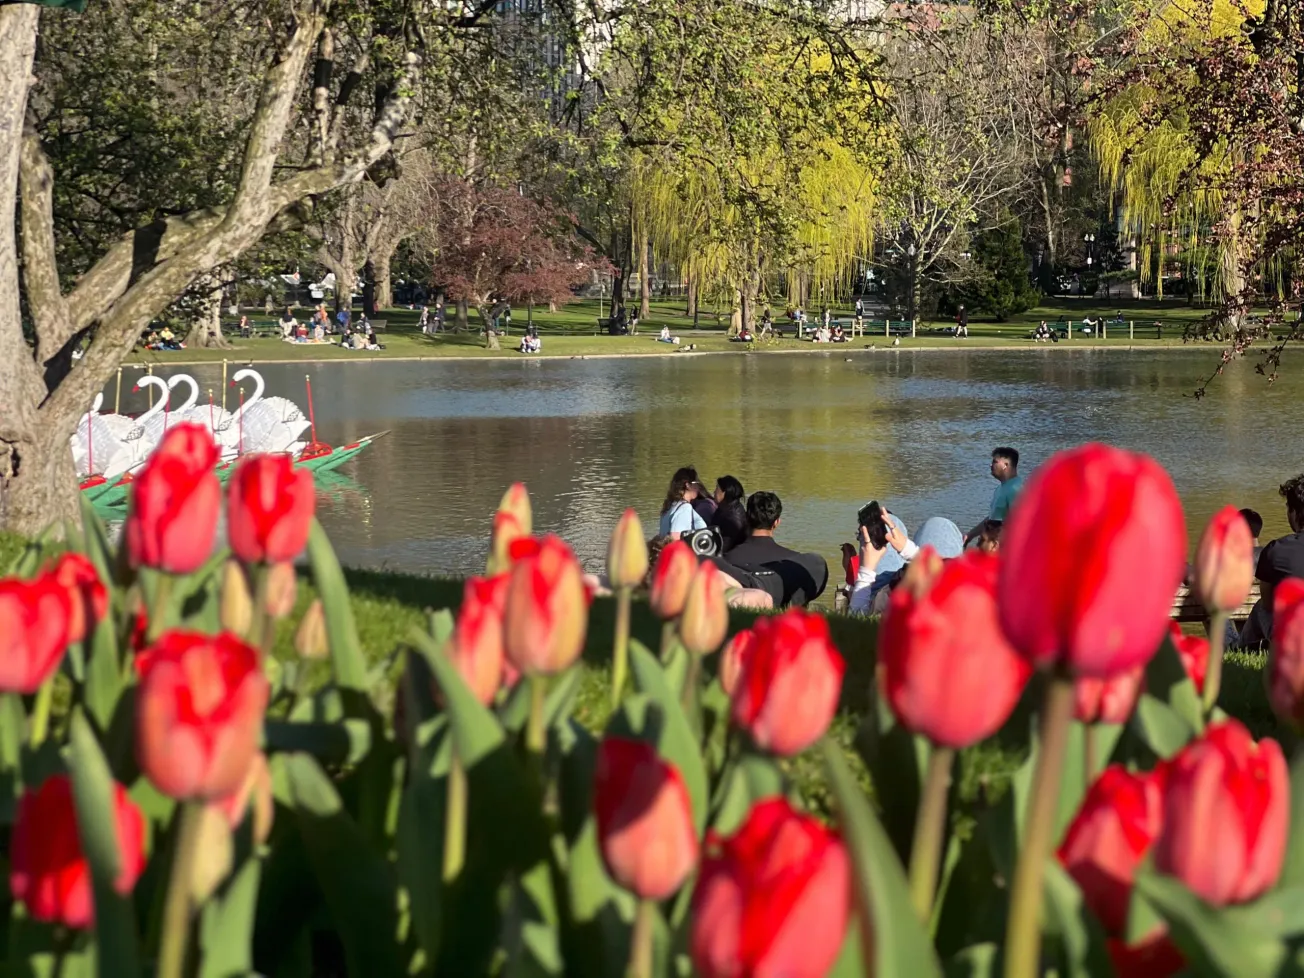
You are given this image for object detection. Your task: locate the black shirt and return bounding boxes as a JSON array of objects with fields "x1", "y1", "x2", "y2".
[
  {"x1": 1256, "y1": 533, "x2": 1304, "y2": 586},
  {"x1": 709, "y1": 501, "x2": 749, "y2": 553},
  {"x1": 721, "y1": 534, "x2": 829, "y2": 608}
]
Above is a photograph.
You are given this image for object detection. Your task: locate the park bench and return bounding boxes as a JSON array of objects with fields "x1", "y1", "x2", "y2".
[
  {"x1": 1170, "y1": 582, "x2": 1259, "y2": 624},
  {"x1": 368, "y1": 319, "x2": 388, "y2": 331},
  {"x1": 857, "y1": 319, "x2": 916, "y2": 338}
]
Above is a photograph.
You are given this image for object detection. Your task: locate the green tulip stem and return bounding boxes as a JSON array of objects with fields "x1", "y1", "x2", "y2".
[
  {"x1": 1202, "y1": 611, "x2": 1228, "y2": 714},
  {"x1": 147, "y1": 575, "x2": 174, "y2": 642},
  {"x1": 251, "y1": 564, "x2": 274, "y2": 655},
  {"x1": 908, "y1": 743, "x2": 955, "y2": 922},
  {"x1": 526, "y1": 673, "x2": 548, "y2": 757},
  {"x1": 660, "y1": 620, "x2": 676, "y2": 661},
  {"x1": 28, "y1": 676, "x2": 55, "y2": 749},
  {"x1": 1004, "y1": 670, "x2": 1075, "y2": 978},
  {"x1": 611, "y1": 587, "x2": 632, "y2": 709},
  {"x1": 157, "y1": 801, "x2": 204, "y2": 978},
  {"x1": 443, "y1": 746, "x2": 467, "y2": 882},
  {"x1": 628, "y1": 897, "x2": 655, "y2": 978}
]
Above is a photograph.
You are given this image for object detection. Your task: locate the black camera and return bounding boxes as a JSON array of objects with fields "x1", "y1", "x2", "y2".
[
  {"x1": 857, "y1": 500, "x2": 888, "y2": 550},
  {"x1": 687, "y1": 526, "x2": 724, "y2": 557}
]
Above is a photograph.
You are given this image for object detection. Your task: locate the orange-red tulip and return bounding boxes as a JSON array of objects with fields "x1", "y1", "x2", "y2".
[
  {"x1": 0, "y1": 575, "x2": 71, "y2": 694},
  {"x1": 649, "y1": 539, "x2": 696, "y2": 619},
  {"x1": 1193, "y1": 505, "x2": 1254, "y2": 613},
  {"x1": 503, "y1": 535, "x2": 587, "y2": 676},
  {"x1": 48, "y1": 554, "x2": 107, "y2": 646},
  {"x1": 449, "y1": 574, "x2": 510, "y2": 704},
  {"x1": 719, "y1": 629, "x2": 756, "y2": 697},
  {"x1": 998, "y1": 443, "x2": 1186, "y2": 677},
  {"x1": 593, "y1": 738, "x2": 698, "y2": 899},
  {"x1": 1269, "y1": 578, "x2": 1304, "y2": 729},
  {"x1": 1073, "y1": 666, "x2": 1144, "y2": 725},
  {"x1": 227, "y1": 453, "x2": 315, "y2": 564},
  {"x1": 1168, "y1": 621, "x2": 1209, "y2": 695},
  {"x1": 680, "y1": 561, "x2": 728, "y2": 656},
  {"x1": 125, "y1": 423, "x2": 220, "y2": 574}
]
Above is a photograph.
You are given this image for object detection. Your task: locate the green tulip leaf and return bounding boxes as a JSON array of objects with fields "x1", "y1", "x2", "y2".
[
  {"x1": 1278, "y1": 750, "x2": 1304, "y2": 889},
  {"x1": 68, "y1": 712, "x2": 141, "y2": 978},
  {"x1": 397, "y1": 773, "x2": 446, "y2": 965},
  {"x1": 629, "y1": 640, "x2": 709, "y2": 834},
  {"x1": 859, "y1": 690, "x2": 928, "y2": 864},
  {"x1": 409, "y1": 626, "x2": 505, "y2": 768},
  {"x1": 1144, "y1": 634, "x2": 1205, "y2": 735},
  {"x1": 83, "y1": 615, "x2": 123, "y2": 734},
  {"x1": 0, "y1": 693, "x2": 25, "y2": 822},
  {"x1": 198, "y1": 855, "x2": 261, "y2": 978},
  {"x1": 306, "y1": 519, "x2": 368, "y2": 696},
  {"x1": 285, "y1": 753, "x2": 405, "y2": 978},
  {"x1": 1131, "y1": 694, "x2": 1196, "y2": 761},
  {"x1": 264, "y1": 719, "x2": 372, "y2": 765},
  {"x1": 1135, "y1": 870, "x2": 1285, "y2": 978},
  {"x1": 820, "y1": 737, "x2": 944, "y2": 978},
  {"x1": 943, "y1": 944, "x2": 999, "y2": 978},
  {"x1": 1041, "y1": 860, "x2": 1113, "y2": 978},
  {"x1": 79, "y1": 492, "x2": 117, "y2": 597}
]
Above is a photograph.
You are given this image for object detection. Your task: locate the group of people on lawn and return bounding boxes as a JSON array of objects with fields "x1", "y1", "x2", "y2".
[{"x1": 275, "y1": 306, "x2": 383, "y2": 351}]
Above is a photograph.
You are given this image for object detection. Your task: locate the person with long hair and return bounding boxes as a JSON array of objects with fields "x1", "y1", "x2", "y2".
[
  {"x1": 659, "y1": 466, "x2": 707, "y2": 537},
  {"x1": 709, "y1": 475, "x2": 748, "y2": 553}
]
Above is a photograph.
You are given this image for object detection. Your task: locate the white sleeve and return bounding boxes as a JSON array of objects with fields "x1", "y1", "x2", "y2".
[
  {"x1": 848, "y1": 556, "x2": 880, "y2": 614},
  {"x1": 898, "y1": 540, "x2": 920, "y2": 562}
]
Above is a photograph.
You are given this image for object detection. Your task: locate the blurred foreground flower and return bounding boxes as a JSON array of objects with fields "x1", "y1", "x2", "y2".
[
  {"x1": 125, "y1": 423, "x2": 220, "y2": 574},
  {"x1": 0, "y1": 574, "x2": 71, "y2": 694},
  {"x1": 1193, "y1": 505, "x2": 1254, "y2": 614},
  {"x1": 503, "y1": 535, "x2": 587, "y2": 676},
  {"x1": 49, "y1": 553, "x2": 107, "y2": 645},
  {"x1": 228, "y1": 454, "x2": 315, "y2": 565}
]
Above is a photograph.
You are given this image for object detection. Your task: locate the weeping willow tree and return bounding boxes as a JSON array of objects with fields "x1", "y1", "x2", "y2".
[
  {"x1": 595, "y1": 0, "x2": 887, "y2": 332},
  {"x1": 1088, "y1": 0, "x2": 1300, "y2": 323}
]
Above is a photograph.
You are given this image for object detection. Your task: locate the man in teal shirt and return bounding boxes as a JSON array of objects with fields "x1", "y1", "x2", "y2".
[{"x1": 965, "y1": 447, "x2": 1023, "y2": 545}]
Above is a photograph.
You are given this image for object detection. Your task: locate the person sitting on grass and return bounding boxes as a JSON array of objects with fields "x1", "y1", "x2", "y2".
[
  {"x1": 719, "y1": 491, "x2": 829, "y2": 608},
  {"x1": 279, "y1": 307, "x2": 297, "y2": 339},
  {"x1": 832, "y1": 323, "x2": 845, "y2": 342},
  {"x1": 659, "y1": 468, "x2": 708, "y2": 537},
  {"x1": 657, "y1": 326, "x2": 675, "y2": 344},
  {"x1": 1034, "y1": 321, "x2": 1051, "y2": 342}
]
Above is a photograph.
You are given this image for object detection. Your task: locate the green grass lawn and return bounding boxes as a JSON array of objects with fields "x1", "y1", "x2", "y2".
[{"x1": 126, "y1": 296, "x2": 1225, "y2": 366}]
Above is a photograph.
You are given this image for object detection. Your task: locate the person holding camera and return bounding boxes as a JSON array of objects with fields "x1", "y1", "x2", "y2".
[
  {"x1": 659, "y1": 467, "x2": 708, "y2": 537},
  {"x1": 708, "y1": 475, "x2": 748, "y2": 553}
]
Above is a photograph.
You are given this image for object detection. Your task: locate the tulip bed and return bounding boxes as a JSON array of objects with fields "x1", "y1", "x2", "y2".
[{"x1": 2, "y1": 429, "x2": 1300, "y2": 978}]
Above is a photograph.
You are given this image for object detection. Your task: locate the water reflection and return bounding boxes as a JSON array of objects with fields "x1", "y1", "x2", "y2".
[{"x1": 111, "y1": 349, "x2": 1295, "y2": 575}]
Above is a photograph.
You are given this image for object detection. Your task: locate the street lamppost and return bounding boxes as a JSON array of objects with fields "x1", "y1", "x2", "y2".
[{"x1": 1084, "y1": 233, "x2": 1096, "y2": 268}]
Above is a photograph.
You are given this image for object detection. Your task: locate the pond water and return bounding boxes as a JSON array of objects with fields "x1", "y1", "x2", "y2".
[{"x1": 112, "y1": 349, "x2": 1298, "y2": 576}]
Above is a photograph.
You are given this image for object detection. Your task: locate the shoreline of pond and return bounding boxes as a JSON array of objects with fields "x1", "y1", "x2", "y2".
[{"x1": 127, "y1": 339, "x2": 1222, "y2": 369}]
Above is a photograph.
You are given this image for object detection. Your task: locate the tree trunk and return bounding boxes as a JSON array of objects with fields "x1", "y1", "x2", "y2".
[
  {"x1": 183, "y1": 282, "x2": 233, "y2": 349},
  {"x1": 335, "y1": 264, "x2": 357, "y2": 317},
  {"x1": 362, "y1": 265, "x2": 376, "y2": 317},
  {"x1": 639, "y1": 234, "x2": 651, "y2": 319},
  {"x1": 455, "y1": 297, "x2": 469, "y2": 332},
  {"x1": 0, "y1": 6, "x2": 75, "y2": 536},
  {"x1": 686, "y1": 275, "x2": 697, "y2": 318},
  {"x1": 372, "y1": 247, "x2": 394, "y2": 311}
]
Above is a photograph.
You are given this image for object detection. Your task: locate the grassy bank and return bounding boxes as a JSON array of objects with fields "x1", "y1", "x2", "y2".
[{"x1": 126, "y1": 297, "x2": 1225, "y2": 366}]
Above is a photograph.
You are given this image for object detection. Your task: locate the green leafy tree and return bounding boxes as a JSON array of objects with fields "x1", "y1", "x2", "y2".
[{"x1": 957, "y1": 215, "x2": 1040, "y2": 320}]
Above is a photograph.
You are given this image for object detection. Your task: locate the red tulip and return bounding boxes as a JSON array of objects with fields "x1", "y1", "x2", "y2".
[
  {"x1": 998, "y1": 443, "x2": 1186, "y2": 677},
  {"x1": 48, "y1": 553, "x2": 108, "y2": 646},
  {"x1": 489, "y1": 510, "x2": 527, "y2": 573},
  {"x1": 731, "y1": 609, "x2": 844, "y2": 756},
  {"x1": 1269, "y1": 578, "x2": 1304, "y2": 729},
  {"x1": 449, "y1": 574, "x2": 510, "y2": 704},
  {"x1": 1153, "y1": 720, "x2": 1288, "y2": 906},
  {"x1": 879, "y1": 549, "x2": 1030, "y2": 748},
  {"x1": 692, "y1": 797, "x2": 850, "y2": 978},
  {"x1": 1168, "y1": 621, "x2": 1209, "y2": 695},
  {"x1": 680, "y1": 561, "x2": 728, "y2": 656},
  {"x1": 502, "y1": 534, "x2": 588, "y2": 676},
  {"x1": 649, "y1": 539, "x2": 696, "y2": 619},
  {"x1": 1193, "y1": 505, "x2": 1254, "y2": 613},
  {"x1": 125, "y1": 423, "x2": 221, "y2": 574},
  {"x1": 0, "y1": 575, "x2": 71, "y2": 694},
  {"x1": 227, "y1": 454, "x2": 316, "y2": 564},
  {"x1": 593, "y1": 738, "x2": 699, "y2": 899},
  {"x1": 1107, "y1": 934, "x2": 1186, "y2": 978},
  {"x1": 1073, "y1": 666, "x2": 1144, "y2": 725},
  {"x1": 10, "y1": 774, "x2": 145, "y2": 929},
  {"x1": 136, "y1": 630, "x2": 270, "y2": 801},
  {"x1": 1057, "y1": 765, "x2": 1164, "y2": 935},
  {"x1": 719, "y1": 629, "x2": 756, "y2": 697}
]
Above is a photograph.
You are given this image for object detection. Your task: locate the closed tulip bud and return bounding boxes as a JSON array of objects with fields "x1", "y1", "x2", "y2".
[
  {"x1": 649, "y1": 539, "x2": 696, "y2": 619},
  {"x1": 211, "y1": 752, "x2": 274, "y2": 846},
  {"x1": 731, "y1": 609, "x2": 844, "y2": 756},
  {"x1": 136, "y1": 630, "x2": 270, "y2": 801},
  {"x1": 10, "y1": 774, "x2": 146, "y2": 928},
  {"x1": 879, "y1": 549, "x2": 1030, "y2": 748},
  {"x1": 719, "y1": 629, "x2": 756, "y2": 697},
  {"x1": 189, "y1": 806, "x2": 234, "y2": 903},
  {"x1": 680, "y1": 561, "x2": 728, "y2": 656},
  {"x1": 1168, "y1": 621, "x2": 1209, "y2": 695},
  {"x1": 1073, "y1": 666, "x2": 1144, "y2": 725},
  {"x1": 0, "y1": 575, "x2": 71, "y2": 694},
  {"x1": 1153, "y1": 720, "x2": 1288, "y2": 906},
  {"x1": 606, "y1": 509, "x2": 649, "y2": 589},
  {"x1": 503, "y1": 535, "x2": 588, "y2": 676},
  {"x1": 449, "y1": 574, "x2": 510, "y2": 704},
  {"x1": 497, "y1": 482, "x2": 533, "y2": 535},
  {"x1": 48, "y1": 553, "x2": 108, "y2": 646},
  {"x1": 125, "y1": 423, "x2": 221, "y2": 574},
  {"x1": 294, "y1": 599, "x2": 329, "y2": 660},
  {"x1": 488, "y1": 511, "x2": 526, "y2": 575},
  {"x1": 1269, "y1": 579, "x2": 1304, "y2": 729},
  {"x1": 227, "y1": 454, "x2": 315, "y2": 565},
  {"x1": 998, "y1": 443, "x2": 1186, "y2": 677},
  {"x1": 263, "y1": 561, "x2": 297, "y2": 619},
  {"x1": 220, "y1": 560, "x2": 254, "y2": 636},
  {"x1": 1058, "y1": 766, "x2": 1164, "y2": 935},
  {"x1": 593, "y1": 738, "x2": 699, "y2": 899},
  {"x1": 692, "y1": 797, "x2": 850, "y2": 978},
  {"x1": 1193, "y1": 506, "x2": 1254, "y2": 613}
]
